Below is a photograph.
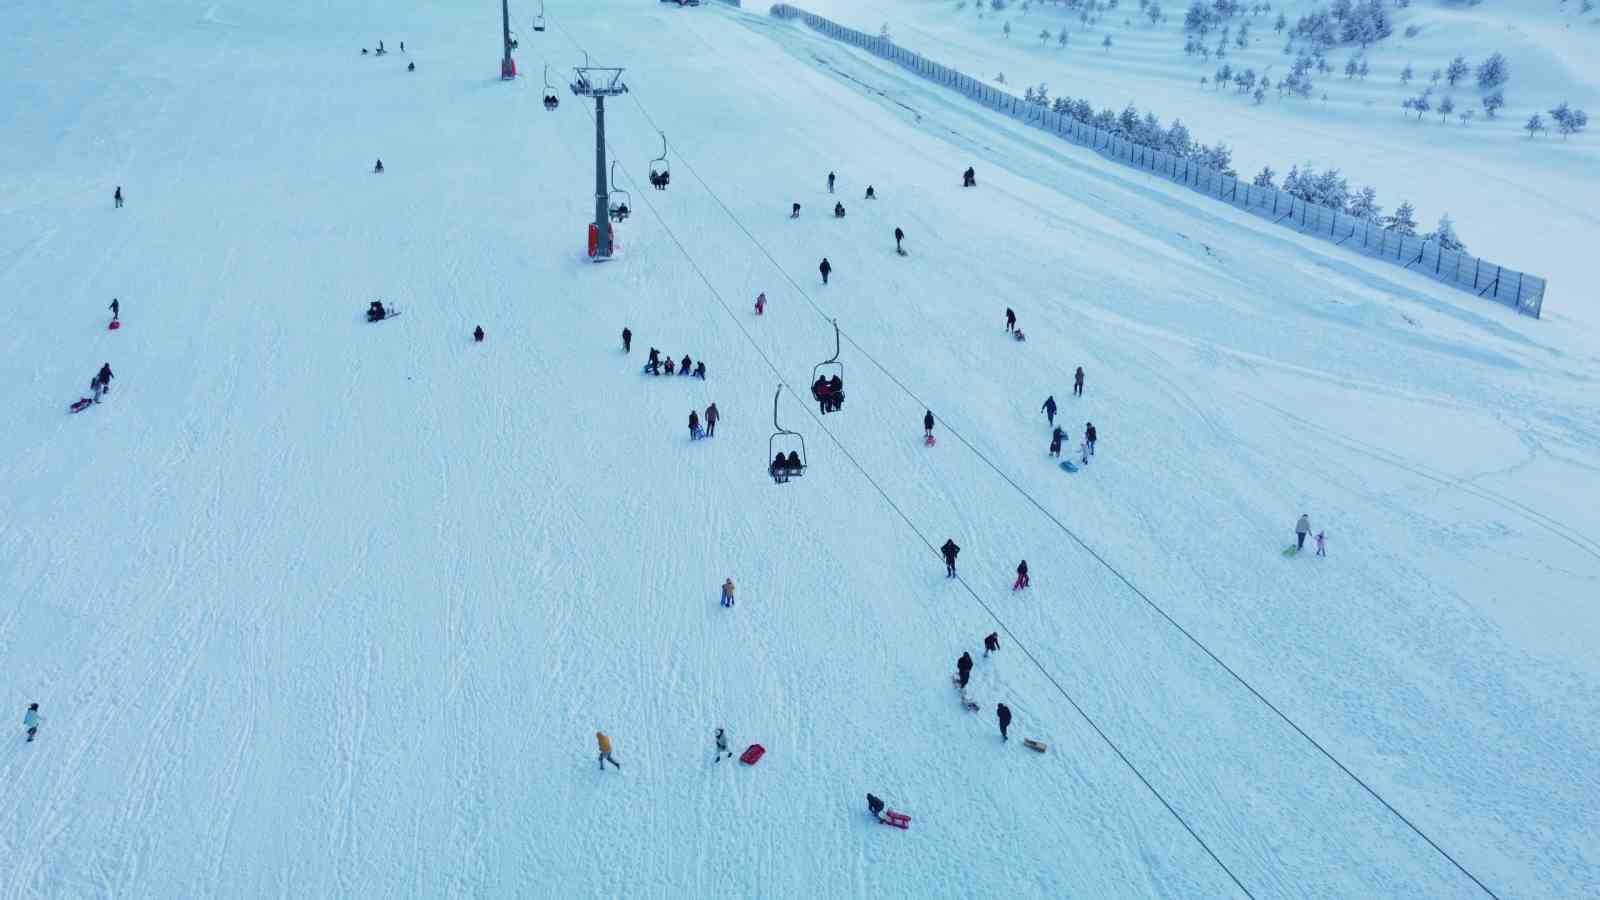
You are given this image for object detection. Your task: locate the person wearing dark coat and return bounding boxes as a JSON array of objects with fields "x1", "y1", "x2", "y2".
[
  {"x1": 983, "y1": 632, "x2": 1000, "y2": 657},
  {"x1": 473, "y1": 325, "x2": 484, "y2": 342},
  {"x1": 373, "y1": 159, "x2": 384, "y2": 174},
  {"x1": 940, "y1": 539, "x2": 960, "y2": 577},
  {"x1": 790, "y1": 203, "x2": 801, "y2": 219},
  {"x1": 1049, "y1": 427, "x2": 1062, "y2": 458},
  {"x1": 693, "y1": 361, "x2": 706, "y2": 379},
  {"x1": 1005, "y1": 307, "x2": 1016, "y2": 332},
  {"x1": 109, "y1": 298, "x2": 120, "y2": 322},
  {"x1": 97, "y1": 363, "x2": 114, "y2": 387},
  {"x1": 865, "y1": 185, "x2": 876, "y2": 199},
  {"x1": 646, "y1": 347, "x2": 660, "y2": 374},
  {"x1": 833, "y1": 202, "x2": 845, "y2": 218},
  {"x1": 894, "y1": 227, "x2": 905, "y2": 254},
  {"x1": 1085, "y1": 422, "x2": 1097, "y2": 456},
  {"x1": 963, "y1": 166, "x2": 976, "y2": 187},
  {"x1": 664, "y1": 356, "x2": 676, "y2": 375},
  {"x1": 407, "y1": 62, "x2": 415, "y2": 72},
  {"x1": 704, "y1": 403, "x2": 719, "y2": 436},
  {"x1": 996, "y1": 703, "x2": 1012, "y2": 741},
  {"x1": 923, "y1": 410, "x2": 934, "y2": 437},
  {"x1": 1013, "y1": 560, "x2": 1030, "y2": 591},
  {"x1": 819, "y1": 258, "x2": 832, "y2": 285},
  {"x1": 689, "y1": 410, "x2": 701, "y2": 439},
  {"x1": 1042, "y1": 395, "x2": 1057, "y2": 425},
  {"x1": 956, "y1": 651, "x2": 973, "y2": 689},
  {"x1": 785, "y1": 450, "x2": 801, "y2": 471},
  {"x1": 680, "y1": 354, "x2": 692, "y2": 376},
  {"x1": 867, "y1": 793, "x2": 886, "y2": 822},
  {"x1": 827, "y1": 171, "x2": 835, "y2": 193},
  {"x1": 827, "y1": 375, "x2": 843, "y2": 411},
  {"x1": 622, "y1": 327, "x2": 632, "y2": 353},
  {"x1": 114, "y1": 186, "x2": 123, "y2": 208},
  {"x1": 1074, "y1": 366, "x2": 1085, "y2": 397}
]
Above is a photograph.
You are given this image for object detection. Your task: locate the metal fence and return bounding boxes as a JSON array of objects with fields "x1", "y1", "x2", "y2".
[{"x1": 769, "y1": 4, "x2": 1546, "y2": 317}]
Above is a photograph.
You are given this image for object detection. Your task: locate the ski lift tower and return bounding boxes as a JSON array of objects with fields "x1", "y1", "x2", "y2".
[
  {"x1": 571, "y1": 64, "x2": 628, "y2": 260},
  {"x1": 500, "y1": 0, "x2": 517, "y2": 79}
]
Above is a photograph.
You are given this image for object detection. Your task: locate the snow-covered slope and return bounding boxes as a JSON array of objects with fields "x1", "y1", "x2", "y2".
[{"x1": 2, "y1": 0, "x2": 1597, "y2": 897}]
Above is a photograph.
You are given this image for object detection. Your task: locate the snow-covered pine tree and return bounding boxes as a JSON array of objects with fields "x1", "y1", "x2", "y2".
[
  {"x1": 1438, "y1": 96, "x2": 1454, "y2": 123},
  {"x1": 1384, "y1": 201, "x2": 1418, "y2": 235},
  {"x1": 1446, "y1": 55, "x2": 1469, "y2": 87},
  {"x1": 1346, "y1": 186, "x2": 1381, "y2": 222},
  {"x1": 1476, "y1": 52, "x2": 1508, "y2": 90},
  {"x1": 1252, "y1": 165, "x2": 1277, "y2": 188},
  {"x1": 1424, "y1": 214, "x2": 1467, "y2": 252},
  {"x1": 1524, "y1": 111, "x2": 1546, "y2": 138},
  {"x1": 1481, "y1": 90, "x2": 1504, "y2": 118}
]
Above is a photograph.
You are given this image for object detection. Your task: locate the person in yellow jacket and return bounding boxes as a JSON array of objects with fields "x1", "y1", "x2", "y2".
[{"x1": 597, "y1": 731, "x2": 621, "y2": 770}]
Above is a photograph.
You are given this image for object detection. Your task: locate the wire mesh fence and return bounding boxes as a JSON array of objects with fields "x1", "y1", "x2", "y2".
[{"x1": 769, "y1": 4, "x2": 1546, "y2": 318}]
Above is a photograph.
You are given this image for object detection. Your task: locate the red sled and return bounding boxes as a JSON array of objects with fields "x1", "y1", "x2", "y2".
[
  {"x1": 739, "y1": 744, "x2": 766, "y2": 766},
  {"x1": 69, "y1": 397, "x2": 94, "y2": 413},
  {"x1": 883, "y1": 810, "x2": 911, "y2": 830},
  {"x1": 923, "y1": 434, "x2": 937, "y2": 447},
  {"x1": 108, "y1": 320, "x2": 121, "y2": 330}
]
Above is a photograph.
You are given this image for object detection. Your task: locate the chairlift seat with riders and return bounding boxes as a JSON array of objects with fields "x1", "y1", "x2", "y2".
[
  {"x1": 543, "y1": 64, "x2": 559, "y2": 110},
  {"x1": 608, "y1": 160, "x2": 631, "y2": 222},
  {"x1": 768, "y1": 387, "x2": 807, "y2": 483},
  {"x1": 649, "y1": 132, "x2": 671, "y2": 190},
  {"x1": 810, "y1": 319, "x2": 844, "y2": 413}
]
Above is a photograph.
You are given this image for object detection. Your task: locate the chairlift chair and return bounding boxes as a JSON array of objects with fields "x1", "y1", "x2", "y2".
[
  {"x1": 810, "y1": 319, "x2": 844, "y2": 412},
  {"x1": 649, "y1": 132, "x2": 671, "y2": 190},
  {"x1": 543, "y1": 65, "x2": 559, "y2": 109},
  {"x1": 533, "y1": 0, "x2": 547, "y2": 31},
  {"x1": 768, "y1": 387, "x2": 807, "y2": 484},
  {"x1": 608, "y1": 160, "x2": 631, "y2": 222}
]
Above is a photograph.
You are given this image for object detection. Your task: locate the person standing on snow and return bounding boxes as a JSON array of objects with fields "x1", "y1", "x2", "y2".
[
  {"x1": 1049, "y1": 428, "x2": 1062, "y2": 458},
  {"x1": 894, "y1": 227, "x2": 905, "y2": 255},
  {"x1": 373, "y1": 159, "x2": 384, "y2": 174},
  {"x1": 790, "y1": 203, "x2": 801, "y2": 219},
  {"x1": 957, "y1": 651, "x2": 973, "y2": 689},
  {"x1": 1295, "y1": 514, "x2": 1312, "y2": 552},
  {"x1": 109, "y1": 298, "x2": 120, "y2": 322},
  {"x1": 473, "y1": 325, "x2": 485, "y2": 343},
  {"x1": 704, "y1": 403, "x2": 719, "y2": 437},
  {"x1": 923, "y1": 410, "x2": 935, "y2": 438},
  {"x1": 1085, "y1": 422, "x2": 1097, "y2": 456},
  {"x1": 996, "y1": 703, "x2": 1012, "y2": 741},
  {"x1": 1042, "y1": 395, "x2": 1057, "y2": 426},
  {"x1": 689, "y1": 410, "x2": 702, "y2": 440},
  {"x1": 754, "y1": 292, "x2": 766, "y2": 315},
  {"x1": 983, "y1": 632, "x2": 1000, "y2": 657},
  {"x1": 114, "y1": 186, "x2": 123, "y2": 208},
  {"x1": 622, "y1": 327, "x2": 632, "y2": 353},
  {"x1": 721, "y1": 578, "x2": 735, "y2": 608},
  {"x1": 596, "y1": 731, "x2": 620, "y2": 770},
  {"x1": 865, "y1": 185, "x2": 876, "y2": 200},
  {"x1": 1074, "y1": 366, "x2": 1085, "y2": 397},
  {"x1": 1013, "y1": 560, "x2": 1029, "y2": 591},
  {"x1": 962, "y1": 166, "x2": 976, "y2": 188},
  {"x1": 819, "y1": 258, "x2": 832, "y2": 285},
  {"x1": 827, "y1": 171, "x2": 835, "y2": 193},
  {"x1": 92, "y1": 363, "x2": 114, "y2": 403},
  {"x1": 941, "y1": 539, "x2": 960, "y2": 577},
  {"x1": 714, "y1": 728, "x2": 733, "y2": 762},
  {"x1": 1005, "y1": 308, "x2": 1016, "y2": 332},
  {"x1": 23, "y1": 703, "x2": 41, "y2": 743}
]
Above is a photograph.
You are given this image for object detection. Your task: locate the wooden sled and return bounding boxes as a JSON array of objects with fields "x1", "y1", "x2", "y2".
[{"x1": 1022, "y1": 738, "x2": 1048, "y2": 753}]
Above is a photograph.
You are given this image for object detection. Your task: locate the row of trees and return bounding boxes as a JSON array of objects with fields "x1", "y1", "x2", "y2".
[
  {"x1": 1254, "y1": 164, "x2": 1464, "y2": 248},
  {"x1": 1287, "y1": 0, "x2": 1392, "y2": 50},
  {"x1": 1021, "y1": 89, "x2": 1241, "y2": 174},
  {"x1": 1524, "y1": 103, "x2": 1590, "y2": 139}
]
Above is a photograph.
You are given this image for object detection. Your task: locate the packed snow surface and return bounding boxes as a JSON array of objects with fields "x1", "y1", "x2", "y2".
[{"x1": 2, "y1": 1, "x2": 1597, "y2": 897}]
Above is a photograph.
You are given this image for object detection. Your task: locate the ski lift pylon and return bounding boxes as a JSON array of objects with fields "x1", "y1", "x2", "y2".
[
  {"x1": 769, "y1": 386, "x2": 807, "y2": 483},
  {"x1": 608, "y1": 160, "x2": 631, "y2": 222},
  {"x1": 810, "y1": 319, "x2": 844, "y2": 413},
  {"x1": 649, "y1": 132, "x2": 671, "y2": 190},
  {"x1": 543, "y1": 64, "x2": 559, "y2": 109}
]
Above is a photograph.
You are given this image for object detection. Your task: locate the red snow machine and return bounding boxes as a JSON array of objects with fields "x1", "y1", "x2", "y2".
[
  {"x1": 883, "y1": 810, "x2": 911, "y2": 830},
  {"x1": 739, "y1": 744, "x2": 766, "y2": 766}
]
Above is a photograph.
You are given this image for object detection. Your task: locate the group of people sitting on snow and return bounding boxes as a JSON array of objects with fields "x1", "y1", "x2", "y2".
[
  {"x1": 644, "y1": 348, "x2": 706, "y2": 379},
  {"x1": 367, "y1": 300, "x2": 389, "y2": 322},
  {"x1": 770, "y1": 451, "x2": 804, "y2": 477},
  {"x1": 811, "y1": 375, "x2": 844, "y2": 414}
]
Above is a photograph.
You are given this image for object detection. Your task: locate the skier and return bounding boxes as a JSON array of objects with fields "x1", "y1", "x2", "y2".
[
  {"x1": 996, "y1": 703, "x2": 1012, "y2": 741},
  {"x1": 956, "y1": 651, "x2": 973, "y2": 689},
  {"x1": 754, "y1": 292, "x2": 766, "y2": 315},
  {"x1": 704, "y1": 402, "x2": 719, "y2": 437},
  {"x1": 689, "y1": 409, "x2": 702, "y2": 440},
  {"x1": 721, "y1": 578, "x2": 735, "y2": 608},
  {"x1": 963, "y1": 166, "x2": 976, "y2": 187},
  {"x1": 109, "y1": 298, "x2": 120, "y2": 322},
  {"x1": 1013, "y1": 560, "x2": 1029, "y2": 591},
  {"x1": 1042, "y1": 395, "x2": 1057, "y2": 425},
  {"x1": 114, "y1": 186, "x2": 123, "y2": 208},
  {"x1": 833, "y1": 202, "x2": 845, "y2": 218},
  {"x1": 1005, "y1": 308, "x2": 1016, "y2": 332},
  {"x1": 867, "y1": 793, "x2": 886, "y2": 822},
  {"x1": 1295, "y1": 514, "x2": 1312, "y2": 552},
  {"x1": 923, "y1": 409, "x2": 935, "y2": 439},
  {"x1": 1315, "y1": 531, "x2": 1327, "y2": 557},
  {"x1": 941, "y1": 539, "x2": 960, "y2": 577},
  {"x1": 1049, "y1": 426, "x2": 1063, "y2": 458},
  {"x1": 790, "y1": 203, "x2": 801, "y2": 219},
  {"x1": 894, "y1": 227, "x2": 905, "y2": 255},
  {"x1": 827, "y1": 171, "x2": 835, "y2": 193},
  {"x1": 373, "y1": 159, "x2": 384, "y2": 174},
  {"x1": 473, "y1": 325, "x2": 484, "y2": 343},
  {"x1": 983, "y1": 632, "x2": 1000, "y2": 657},
  {"x1": 819, "y1": 258, "x2": 832, "y2": 285},
  {"x1": 1074, "y1": 366, "x2": 1084, "y2": 397},
  {"x1": 714, "y1": 727, "x2": 734, "y2": 761},
  {"x1": 693, "y1": 361, "x2": 706, "y2": 380},
  {"x1": 23, "y1": 703, "x2": 40, "y2": 743},
  {"x1": 865, "y1": 185, "x2": 876, "y2": 199},
  {"x1": 1085, "y1": 422, "x2": 1097, "y2": 456},
  {"x1": 596, "y1": 731, "x2": 621, "y2": 769},
  {"x1": 622, "y1": 327, "x2": 632, "y2": 353}
]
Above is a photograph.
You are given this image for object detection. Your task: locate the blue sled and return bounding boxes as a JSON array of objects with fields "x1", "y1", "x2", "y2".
[{"x1": 1059, "y1": 460, "x2": 1079, "y2": 473}]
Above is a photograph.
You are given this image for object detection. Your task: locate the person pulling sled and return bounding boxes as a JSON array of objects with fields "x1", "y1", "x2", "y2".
[{"x1": 923, "y1": 409, "x2": 936, "y2": 446}]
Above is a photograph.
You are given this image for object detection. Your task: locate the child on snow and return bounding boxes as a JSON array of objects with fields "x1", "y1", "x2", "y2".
[
  {"x1": 721, "y1": 578, "x2": 735, "y2": 608},
  {"x1": 754, "y1": 292, "x2": 766, "y2": 315},
  {"x1": 1315, "y1": 532, "x2": 1326, "y2": 557},
  {"x1": 23, "y1": 704, "x2": 40, "y2": 742},
  {"x1": 596, "y1": 731, "x2": 620, "y2": 770}
]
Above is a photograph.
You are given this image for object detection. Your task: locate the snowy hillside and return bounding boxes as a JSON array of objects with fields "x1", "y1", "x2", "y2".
[
  {"x1": 2, "y1": 0, "x2": 1598, "y2": 897},
  {"x1": 803, "y1": 0, "x2": 1600, "y2": 318}
]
